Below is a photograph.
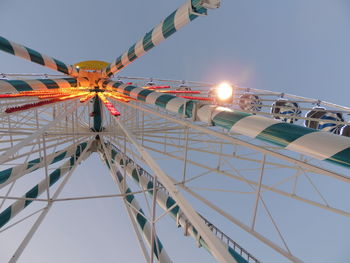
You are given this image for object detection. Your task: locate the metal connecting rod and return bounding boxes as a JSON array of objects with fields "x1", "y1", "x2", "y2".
[
  {"x1": 102, "y1": 0, "x2": 220, "y2": 77},
  {"x1": 100, "y1": 81, "x2": 350, "y2": 168},
  {"x1": 111, "y1": 117, "x2": 236, "y2": 263}
]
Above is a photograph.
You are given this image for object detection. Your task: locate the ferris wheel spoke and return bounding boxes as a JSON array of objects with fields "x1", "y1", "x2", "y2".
[
  {"x1": 139, "y1": 142, "x2": 350, "y2": 218},
  {"x1": 104, "y1": 144, "x2": 257, "y2": 263},
  {"x1": 110, "y1": 100, "x2": 350, "y2": 220},
  {"x1": 0, "y1": 78, "x2": 77, "y2": 94},
  {"x1": 101, "y1": 0, "x2": 220, "y2": 77},
  {"x1": 100, "y1": 140, "x2": 172, "y2": 263},
  {"x1": 0, "y1": 207, "x2": 45, "y2": 235},
  {"x1": 0, "y1": 135, "x2": 86, "y2": 163},
  {"x1": 98, "y1": 125, "x2": 349, "y2": 262},
  {"x1": 0, "y1": 142, "x2": 90, "y2": 230},
  {"x1": 0, "y1": 36, "x2": 77, "y2": 76},
  {"x1": 0, "y1": 136, "x2": 89, "y2": 167},
  {"x1": 102, "y1": 81, "x2": 350, "y2": 169},
  {"x1": 0, "y1": 141, "x2": 89, "y2": 190},
  {"x1": 119, "y1": 99, "x2": 350, "y2": 183},
  {"x1": 0, "y1": 60, "x2": 347, "y2": 263},
  {"x1": 7, "y1": 142, "x2": 92, "y2": 263},
  {"x1": 109, "y1": 117, "x2": 239, "y2": 263}
]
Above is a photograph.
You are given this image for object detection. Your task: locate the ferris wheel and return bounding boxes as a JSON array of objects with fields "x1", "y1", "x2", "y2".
[{"x1": 1, "y1": 0, "x2": 350, "y2": 262}]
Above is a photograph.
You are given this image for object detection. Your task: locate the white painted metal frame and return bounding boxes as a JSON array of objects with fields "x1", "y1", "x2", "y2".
[{"x1": 1, "y1": 73, "x2": 350, "y2": 263}]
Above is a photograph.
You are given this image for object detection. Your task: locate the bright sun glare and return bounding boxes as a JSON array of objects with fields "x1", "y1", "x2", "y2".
[{"x1": 216, "y1": 82, "x2": 233, "y2": 101}]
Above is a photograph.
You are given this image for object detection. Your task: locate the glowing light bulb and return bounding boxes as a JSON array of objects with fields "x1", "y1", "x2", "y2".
[{"x1": 216, "y1": 82, "x2": 233, "y2": 101}]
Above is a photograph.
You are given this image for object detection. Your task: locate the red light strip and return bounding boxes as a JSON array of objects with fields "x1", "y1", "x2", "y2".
[
  {"x1": 80, "y1": 93, "x2": 96, "y2": 103},
  {"x1": 110, "y1": 92, "x2": 131, "y2": 99},
  {"x1": 38, "y1": 94, "x2": 69, "y2": 99},
  {"x1": 178, "y1": 95, "x2": 213, "y2": 101},
  {"x1": 4, "y1": 93, "x2": 86, "y2": 114},
  {"x1": 105, "y1": 93, "x2": 131, "y2": 102},
  {"x1": 158, "y1": 90, "x2": 201, "y2": 94},
  {"x1": 0, "y1": 94, "x2": 26, "y2": 98},
  {"x1": 143, "y1": 86, "x2": 170, "y2": 90},
  {"x1": 58, "y1": 93, "x2": 87, "y2": 101},
  {"x1": 98, "y1": 93, "x2": 121, "y2": 116},
  {"x1": 5, "y1": 98, "x2": 61, "y2": 113}
]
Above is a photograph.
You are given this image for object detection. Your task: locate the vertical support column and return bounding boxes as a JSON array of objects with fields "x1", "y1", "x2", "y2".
[{"x1": 92, "y1": 94, "x2": 103, "y2": 132}]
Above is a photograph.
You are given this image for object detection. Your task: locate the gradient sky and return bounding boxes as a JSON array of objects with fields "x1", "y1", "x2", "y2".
[{"x1": 0, "y1": 0, "x2": 350, "y2": 262}]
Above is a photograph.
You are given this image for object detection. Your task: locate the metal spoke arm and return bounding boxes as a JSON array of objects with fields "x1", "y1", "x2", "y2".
[
  {"x1": 0, "y1": 142, "x2": 90, "y2": 229},
  {"x1": 0, "y1": 36, "x2": 77, "y2": 76},
  {"x1": 104, "y1": 143, "x2": 253, "y2": 263},
  {"x1": 0, "y1": 141, "x2": 89, "y2": 190},
  {"x1": 141, "y1": 140, "x2": 350, "y2": 218},
  {"x1": 99, "y1": 141, "x2": 172, "y2": 263},
  {"x1": 0, "y1": 78, "x2": 78, "y2": 94},
  {"x1": 8, "y1": 140, "x2": 92, "y2": 263},
  {"x1": 100, "y1": 80, "x2": 350, "y2": 169},
  {"x1": 103, "y1": 116, "x2": 236, "y2": 263},
  {"x1": 101, "y1": 0, "x2": 220, "y2": 77}
]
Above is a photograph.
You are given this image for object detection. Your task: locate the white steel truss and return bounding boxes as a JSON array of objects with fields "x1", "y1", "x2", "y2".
[{"x1": 0, "y1": 78, "x2": 349, "y2": 263}]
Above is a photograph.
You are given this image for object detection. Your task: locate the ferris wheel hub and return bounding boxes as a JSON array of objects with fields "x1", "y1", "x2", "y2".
[
  {"x1": 74, "y1": 61, "x2": 110, "y2": 88},
  {"x1": 74, "y1": 60, "x2": 109, "y2": 71}
]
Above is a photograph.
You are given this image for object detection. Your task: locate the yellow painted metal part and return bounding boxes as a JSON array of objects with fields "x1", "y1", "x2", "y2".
[{"x1": 74, "y1": 60, "x2": 109, "y2": 70}]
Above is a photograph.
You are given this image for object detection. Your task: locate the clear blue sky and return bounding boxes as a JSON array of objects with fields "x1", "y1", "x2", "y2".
[{"x1": 0, "y1": 0, "x2": 350, "y2": 262}]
